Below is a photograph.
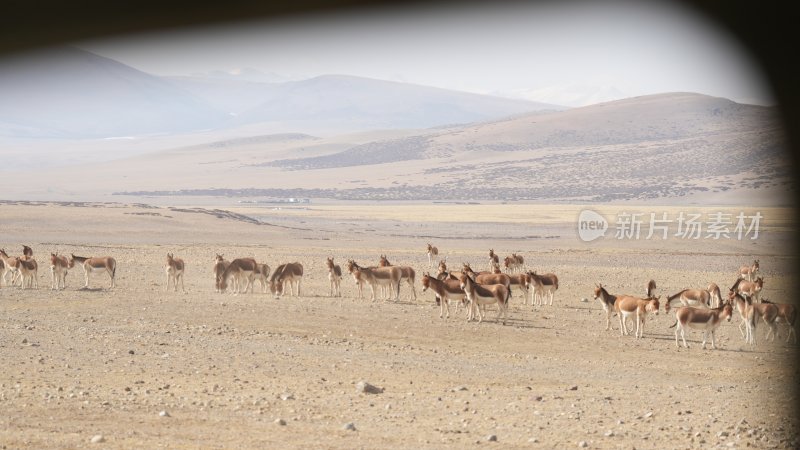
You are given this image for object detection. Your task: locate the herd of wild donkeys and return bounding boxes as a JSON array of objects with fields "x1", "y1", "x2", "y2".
[
  {"x1": 1, "y1": 244, "x2": 794, "y2": 350},
  {"x1": 594, "y1": 259, "x2": 795, "y2": 349}
]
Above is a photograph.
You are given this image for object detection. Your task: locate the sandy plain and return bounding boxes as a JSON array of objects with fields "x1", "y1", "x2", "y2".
[{"x1": 0, "y1": 201, "x2": 797, "y2": 449}]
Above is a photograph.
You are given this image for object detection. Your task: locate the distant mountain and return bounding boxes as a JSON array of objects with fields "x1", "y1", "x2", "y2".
[
  {"x1": 270, "y1": 92, "x2": 779, "y2": 170},
  {"x1": 227, "y1": 74, "x2": 563, "y2": 132},
  {"x1": 100, "y1": 92, "x2": 789, "y2": 204},
  {"x1": 167, "y1": 74, "x2": 564, "y2": 135},
  {"x1": 500, "y1": 83, "x2": 628, "y2": 107},
  {"x1": 188, "y1": 68, "x2": 296, "y2": 84},
  {"x1": 164, "y1": 76, "x2": 282, "y2": 117},
  {"x1": 0, "y1": 46, "x2": 227, "y2": 138},
  {"x1": 0, "y1": 48, "x2": 563, "y2": 139}
]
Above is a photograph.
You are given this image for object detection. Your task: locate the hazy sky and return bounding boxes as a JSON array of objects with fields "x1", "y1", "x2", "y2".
[{"x1": 80, "y1": 0, "x2": 772, "y2": 106}]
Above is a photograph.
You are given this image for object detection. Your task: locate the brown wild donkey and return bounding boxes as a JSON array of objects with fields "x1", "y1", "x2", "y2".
[
  {"x1": 218, "y1": 258, "x2": 257, "y2": 294},
  {"x1": 488, "y1": 249, "x2": 499, "y2": 272},
  {"x1": 270, "y1": 262, "x2": 304, "y2": 298},
  {"x1": 615, "y1": 295, "x2": 660, "y2": 338},
  {"x1": 421, "y1": 272, "x2": 467, "y2": 319},
  {"x1": 529, "y1": 271, "x2": 559, "y2": 306},
  {"x1": 347, "y1": 260, "x2": 400, "y2": 302},
  {"x1": 426, "y1": 243, "x2": 439, "y2": 267},
  {"x1": 739, "y1": 259, "x2": 759, "y2": 282},
  {"x1": 50, "y1": 253, "x2": 70, "y2": 290},
  {"x1": 254, "y1": 263, "x2": 271, "y2": 293},
  {"x1": 379, "y1": 255, "x2": 416, "y2": 301},
  {"x1": 16, "y1": 256, "x2": 38, "y2": 289},
  {"x1": 503, "y1": 253, "x2": 524, "y2": 273},
  {"x1": 646, "y1": 279, "x2": 657, "y2": 298},
  {"x1": 728, "y1": 290, "x2": 777, "y2": 345},
  {"x1": 761, "y1": 298, "x2": 797, "y2": 343},
  {"x1": 165, "y1": 253, "x2": 186, "y2": 293},
  {"x1": 326, "y1": 257, "x2": 342, "y2": 297},
  {"x1": 70, "y1": 254, "x2": 116, "y2": 289},
  {"x1": 671, "y1": 301, "x2": 733, "y2": 349},
  {"x1": 0, "y1": 249, "x2": 21, "y2": 287},
  {"x1": 213, "y1": 254, "x2": 230, "y2": 293},
  {"x1": 459, "y1": 272, "x2": 510, "y2": 325},
  {"x1": 731, "y1": 277, "x2": 764, "y2": 303}
]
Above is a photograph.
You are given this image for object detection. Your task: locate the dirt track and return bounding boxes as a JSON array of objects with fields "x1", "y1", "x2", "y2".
[{"x1": 1, "y1": 203, "x2": 797, "y2": 449}]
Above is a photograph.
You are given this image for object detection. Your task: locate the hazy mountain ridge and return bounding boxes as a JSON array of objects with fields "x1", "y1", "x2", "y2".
[
  {"x1": 266, "y1": 92, "x2": 780, "y2": 170},
  {"x1": 204, "y1": 133, "x2": 319, "y2": 149},
  {"x1": 0, "y1": 48, "x2": 560, "y2": 139},
  {"x1": 229, "y1": 74, "x2": 562, "y2": 131},
  {"x1": 0, "y1": 47, "x2": 787, "y2": 204},
  {"x1": 108, "y1": 93, "x2": 790, "y2": 204},
  {"x1": 0, "y1": 47, "x2": 227, "y2": 138},
  {"x1": 425, "y1": 131, "x2": 787, "y2": 202},
  {"x1": 267, "y1": 135, "x2": 432, "y2": 169},
  {"x1": 500, "y1": 83, "x2": 628, "y2": 107},
  {"x1": 164, "y1": 76, "x2": 282, "y2": 116}
]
